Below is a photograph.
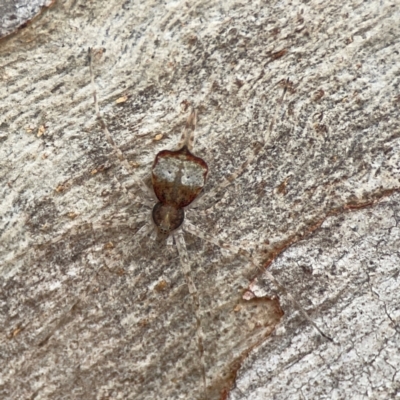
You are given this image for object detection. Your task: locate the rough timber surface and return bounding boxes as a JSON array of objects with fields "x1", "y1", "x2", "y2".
[
  {"x1": 0, "y1": 0, "x2": 399, "y2": 399},
  {"x1": 0, "y1": 0, "x2": 54, "y2": 39}
]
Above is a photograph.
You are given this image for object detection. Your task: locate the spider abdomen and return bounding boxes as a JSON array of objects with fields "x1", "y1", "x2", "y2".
[{"x1": 152, "y1": 145, "x2": 208, "y2": 209}]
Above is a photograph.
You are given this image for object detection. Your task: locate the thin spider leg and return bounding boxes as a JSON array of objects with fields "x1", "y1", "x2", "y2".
[
  {"x1": 110, "y1": 175, "x2": 153, "y2": 208},
  {"x1": 188, "y1": 183, "x2": 236, "y2": 218},
  {"x1": 25, "y1": 213, "x2": 145, "y2": 262},
  {"x1": 183, "y1": 220, "x2": 333, "y2": 342},
  {"x1": 88, "y1": 48, "x2": 154, "y2": 206},
  {"x1": 174, "y1": 230, "x2": 207, "y2": 400},
  {"x1": 94, "y1": 212, "x2": 148, "y2": 232},
  {"x1": 184, "y1": 220, "x2": 244, "y2": 254},
  {"x1": 135, "y1": 220, "x2": 155, "y2": 242},
  {"x1": 40, "y1": 217, "x2": 134, "y2": 256},
  {"x1": 197, "y1": 79, "x2": 290, "y2": 208},
  {"x1": 36, "y1": 221, "x2": 117, "y2": 348},
  {"x1": 4, "y1": 212, "x2": 140, "y2": 267},
  {"x1": 176, "y1": 109, "x2": 197, "y2": 151}
]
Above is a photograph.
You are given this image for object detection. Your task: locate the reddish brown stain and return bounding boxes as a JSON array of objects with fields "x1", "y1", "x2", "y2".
[
  {"x1": 217, "y1": 187, "x2": 400, "y2": 399},
  {"x1": 271, "y1": 49, "x2": 288, "y2": 60}
]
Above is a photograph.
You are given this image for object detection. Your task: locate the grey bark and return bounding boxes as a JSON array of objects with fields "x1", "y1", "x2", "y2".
[
  {"x1": 0, "y1": 0, "x2": 399, "y2": 399},
  {"x1": 0, "y1": 0, "x2": 53, "y2": 39}
]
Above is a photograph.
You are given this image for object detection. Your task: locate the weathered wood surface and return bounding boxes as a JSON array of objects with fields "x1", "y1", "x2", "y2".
[
  {"x1": 0, "y1": 0, "x2": 53, "y2": 39},
  {"x1": 1, "y1": 0, "x2": 399, "y2": 399}
]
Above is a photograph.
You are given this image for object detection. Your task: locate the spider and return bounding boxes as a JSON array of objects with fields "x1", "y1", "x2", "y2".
[
  {"x1": 0, "y1": 48, "x2": 332, "y2": 400},
  {"x1": 85, "y1": 50, "x2": 331, "y2": 399}
]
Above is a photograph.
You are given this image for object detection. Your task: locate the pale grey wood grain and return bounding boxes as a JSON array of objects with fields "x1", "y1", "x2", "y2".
[
  {"x1": 1, "y1": 0, "x2": 399, "y2": 399},
  {"x1": 0, "y1": 0, "x2": 53, "y2": 39}
]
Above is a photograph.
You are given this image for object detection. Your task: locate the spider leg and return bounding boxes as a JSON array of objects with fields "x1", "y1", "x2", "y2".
[
  {"x1": 4, "y1": 210, "x2": 148, "y2": 270},
  {"x1": 93, "y1": 212, "x2": 148, "y2": 231},
  {"x1": 88, "y1": 48, "x2": 154, "y2": 207},
  {"x1": 135, "y1": 220, "x2": 156, "y2": 242},
  {"x1": 183, "y1": 220, "x2": 333, "y2": 342},
  {"x1": 109, "y1": 174, "x2": 153, "y2": 208},
  {"x1": 173, "y1": 230, "x2": 208, "y2": 400},
  {"x1": 176, "y1": 109, "x2": 197, "y2": 151},
  {"x1": 197, "y1": 79, "x2": 290, "y2": 209}
]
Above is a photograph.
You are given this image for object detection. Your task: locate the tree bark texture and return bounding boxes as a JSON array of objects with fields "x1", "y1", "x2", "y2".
[{"x1": 1, "y1": 0, "x2": 399, "y2": 399}]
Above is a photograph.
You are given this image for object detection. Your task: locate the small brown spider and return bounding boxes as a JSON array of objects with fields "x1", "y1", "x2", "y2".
[{"x1": 151, "y1": 110, "x2": 208, "y2": 241}]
